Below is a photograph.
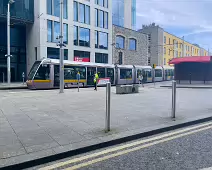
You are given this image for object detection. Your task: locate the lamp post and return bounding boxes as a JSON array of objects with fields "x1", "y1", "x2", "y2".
[{"x1": 6, "y1": 0, "x2": 15, "y2": 86}]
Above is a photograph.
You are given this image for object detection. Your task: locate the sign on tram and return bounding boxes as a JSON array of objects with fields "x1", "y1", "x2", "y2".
[{"x1": 97, "y1": 78, "x2": 110, "y2": 85}]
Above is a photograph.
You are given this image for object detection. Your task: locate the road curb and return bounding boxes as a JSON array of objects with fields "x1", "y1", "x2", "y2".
[
  {"x1": 1, "y1": 116, "x2": 212, "y2": 170},
  {"x1": 0, "y1": 87, "x2": 27, "y2": 90},
  {"x1": 160, "y1": 85, "x2": 212, "y2": 89}
]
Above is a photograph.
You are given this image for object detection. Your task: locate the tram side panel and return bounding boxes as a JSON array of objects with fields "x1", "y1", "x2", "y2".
[{"x1": 116, "y1": 67, "x2": 134, "y2": 85}]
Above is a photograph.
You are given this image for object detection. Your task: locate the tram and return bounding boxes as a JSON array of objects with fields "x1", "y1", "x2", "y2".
[{"x1": 26, "y1": 59, "x2": 174, "y2": 89}]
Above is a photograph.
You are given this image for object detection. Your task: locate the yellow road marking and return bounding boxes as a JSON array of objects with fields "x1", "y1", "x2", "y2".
[
  {"x1": 39, "y1": 121, "x2": 212, "y2": 170},
  {"x1": 65, "y1": 125, "x2": 212, "y2": 170}
]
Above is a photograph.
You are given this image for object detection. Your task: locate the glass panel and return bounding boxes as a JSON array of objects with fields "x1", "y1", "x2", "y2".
[
  {"x1": 107, "y1": 68, "x2": 114, "y2": 84},
  {"x1": 47, "y1": 20, "x2": 52, "y2": 42},
  {"x1": 28, "y1": 61, "x2": 41, "y2": 80},
  {"x1": 54, "y1": 21, "x2": 60, "y2": 42},
  {"x1": 54, "y1": 0, "x2": 60, "y2": 17},
  {"x1": 155, "y1": 69, "x2": 162, "y2": 77},
  {"x1": 129, "y1": 39, "x2": 136, "y2": 50},
  {"x1": 63, "y1": 23, "x2": 68, "y2": 44},
  {"x1": 97, "y1": 68, "x2": 105, "y2": 78},
  {"x1": 79, "y1": 27, "x2": 90, "y2": 47},
  {"x1": 98, "y1": 10, "x2": 104, "y2": 28},
  {"x1": 112, "y1": 0, "x2": 124, "y2": 27},
  {"x1": 74, "y1": 26, "x2": 78, "y2": 46},
  {"x1": 95, "y1": 53, "x2": 108, "y2": 63},
  {"x1": 104, "y1": 0, "x2": 108, "y2": 8},
  {"x1": 85, "y1": 5, "x2": 90, "y2": 24},
  {"x1": 98, "y1": 0, "x2": 104, "y2": 6},
  {"x1": 34, "y1": 65, "x2": 50, "y2": 80},
  {"x1": 116, "y1": 36, "x2": 125, "y2": 49},
  {"x1": 64, "y1": 66, "x2": 86, "y2": 79},
  {"x1": 47, "y1": 0, "x2": 52, "y2": 15},
  {"x1": 74, "y1": 1, "x2": 78, "y2": 21},
  {"x1": 137, "y1": 69, "x2": 142, "y2": 78},
  {"x1": 63, "y1": 0, "x2": 68, "y2": 19},
  {"x1": 95, "y1": 9, "x2": 98, "y2": 27},
  {"x1": 79, "y1": 3, "x2": 85, "y2": 23},
  {"x1": 104, "y1": 12, "x2": 108, "y2": 29},
  {"x1": 99, "y1": 32, "x2": 108, "y2": 49},
  {"x1": 95, "y1": 31, "x2": 98, "y2": 48},
  {"x1": 120, "y1": 69, "x2": 132, "y2": 79},
  {"x1": 47, "y1": 47, "x2": 68, "y2": 60}
]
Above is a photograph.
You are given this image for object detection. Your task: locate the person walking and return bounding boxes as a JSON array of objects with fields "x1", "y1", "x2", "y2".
[
  {"x1": 138, "y1": 73, "x2": 144, "y2": 87},
  {"x1": 94, "y1": 72, "x2": 99, "y2": 90}
]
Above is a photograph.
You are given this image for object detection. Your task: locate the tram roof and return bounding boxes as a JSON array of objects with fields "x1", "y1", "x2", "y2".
[
  {"x1": 134, "y1": 65, "x2": 152, "y2": 69},
  {"x1": 162, "y1": 65, "x2": 174, "y2": 69},
  {"x1": 41, "y1": 59, "x2": 115, "y2": 68}
]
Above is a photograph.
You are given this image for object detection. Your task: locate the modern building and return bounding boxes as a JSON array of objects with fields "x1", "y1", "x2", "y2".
[
  {"x1": 112, "y1": 0, "x2": 136, "y2": 30},
  {"x1": 138, "y1": 23, "x2": 209, "y2": 66},
  {"x1": 112, "y1": 25, "x2": 148, "y2": 65},
  {"x1": 0, "y1": 0, "x2": 113, "y2": 82},
  {"x1": 0, "y1": 0, "x2": 34, "y2": 82},
  {"x1": 27, "y1": 0, "x2": 112, "y2": 74}
]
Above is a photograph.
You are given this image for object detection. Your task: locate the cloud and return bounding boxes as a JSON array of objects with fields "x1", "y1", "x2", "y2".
[{"x1": 136, "y1": 0, "x2": 212, "y2": 49}]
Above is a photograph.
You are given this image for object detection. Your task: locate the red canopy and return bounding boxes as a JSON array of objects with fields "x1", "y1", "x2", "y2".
[{"x1": 169, "y1": 56, "x2": 211, "y2": 64}]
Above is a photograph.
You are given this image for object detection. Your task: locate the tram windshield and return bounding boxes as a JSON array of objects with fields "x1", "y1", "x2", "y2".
[{"x1": 28, "y1": 61, "x2": 41, "y2": 80}]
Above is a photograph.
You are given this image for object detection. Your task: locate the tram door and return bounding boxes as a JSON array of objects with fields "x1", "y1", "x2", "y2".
[
  {"x1": 87, "y1": 67, "x2": 96, "y2": 86},
  {"x1": 143, "y1": 70, "x2": 148, "y2": 83},
  {"x1": 54, "y1": 65, "x2": 60, "y2": 87}
]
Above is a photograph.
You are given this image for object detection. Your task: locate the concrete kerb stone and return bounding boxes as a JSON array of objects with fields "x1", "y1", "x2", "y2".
[{"x1": 1, "y1": 116, "x2": 212, "y2": 170}]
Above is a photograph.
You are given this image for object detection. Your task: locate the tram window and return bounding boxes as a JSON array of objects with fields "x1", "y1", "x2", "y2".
[
  {"x1": 34, "y1": 64, "x2": 50, "y2": 80},
  {"x1": 28, "y1": 61, "x2": 41, "y2": 80},
  {"x1": 64, "y1": 65, "x2": 86, "y2": 79},
  {"x1": 106, "y1": 68, "x2": 114, "y2": 84},
  {"x1": 97, "y1": 68, "x2": 105, "y2": 78},
  {"x1": 120, "y1": 69, "x2": 132, "y2": 79},
  {"x1": 137, "y1": 69, "x2": 142, "y2": 78},
  {"x1": 155, "y1": 69, "x2": 162, "y2": 77},
  {"x1": 147, "y1": 70, "x2": 152, "y2": 77}
]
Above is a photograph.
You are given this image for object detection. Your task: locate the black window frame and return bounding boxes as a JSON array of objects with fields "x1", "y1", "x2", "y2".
[
  {"x1": 95, "y1": 31, "x2": 108, "y2": 50},
  {"x1": 74, "y1": 26, "x2": 90, "y2": 47}
]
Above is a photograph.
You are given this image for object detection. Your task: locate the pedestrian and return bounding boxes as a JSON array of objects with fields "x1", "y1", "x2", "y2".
[
  {"x1": 138, "y1": 74, "x2": 144, "y2": 87},
  {"x1": 94, "y1": 72, "x2": 99, "y2": 90}
]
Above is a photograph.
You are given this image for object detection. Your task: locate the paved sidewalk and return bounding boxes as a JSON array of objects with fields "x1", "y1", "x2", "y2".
[{"x1": 0, "y1": 85, "x2": 212, "y2": 167}]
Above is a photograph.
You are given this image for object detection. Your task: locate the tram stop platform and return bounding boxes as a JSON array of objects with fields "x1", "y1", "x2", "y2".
[
  {"x1": 160, "y1": 83, "x2": 212, "y2": 89},
  {"x1": 0, "y1": 82, "x2": 212, "y2": 168},
  {"x1": 0, "y1": 82, "x2": 27, "y2": 90}
]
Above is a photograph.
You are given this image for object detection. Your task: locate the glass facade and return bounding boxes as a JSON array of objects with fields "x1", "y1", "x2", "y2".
[
  {"x1": 0, "y1": 0, "x2": 34, "y2": 22},
  {"x1": 95, "y1": 31, "x2": 108, "y2": 49},
  {"x1": 95, "y1": 0, "x2": 108, "y2": 8},
  {"x1": 74, "y1": 1, "x2": 90, "y2": 25},
  {"x1": 112, "y1": 0, "x2": 124, "y2": 27},
  {"x1": 47, "y1": 47, "x2": 68, "y2": 60},
  {"x1": 95, "y1": 9, "x2": 108, "y2": 29},
  {"x1": 95, "y1": 53, "x2": 108, "y2": 63},
  {"x1": 74, "y1": 26, "x2": 90, "y2": 47}
]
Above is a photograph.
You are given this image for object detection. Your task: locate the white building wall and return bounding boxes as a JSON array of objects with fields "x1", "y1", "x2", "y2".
[{"x1": 27, "y1": 0, "x2": 113, "y2": 72}]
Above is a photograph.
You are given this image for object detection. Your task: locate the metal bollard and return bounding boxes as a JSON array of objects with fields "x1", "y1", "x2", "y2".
[
  {"x1": 172, "y1": 80, "x2": 176, "y2": 119},
  {"x1": 105, "y1": 82, "x2": 111, "y2": 132},
  {"x1": 78, "y1": 80, "x2": 79, "y2": 92},
  {"x1": 2, "y1": 73, "x2": 4, "y2": 83}
]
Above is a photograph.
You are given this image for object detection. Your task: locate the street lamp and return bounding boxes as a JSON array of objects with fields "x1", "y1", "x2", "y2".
[{"x1": 6, "y1": 0, "x2": 15, "y2": 85}]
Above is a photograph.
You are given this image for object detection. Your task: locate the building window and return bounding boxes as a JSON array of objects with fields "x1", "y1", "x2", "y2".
[
  {"x1": 47, "y1": 20, "x2": 68, "y2": 44},
  {"x1": 169, "y1": 38, "x2": 170, "y2": 45},
  {"x1": 47, "y1": 0, "x2": 52, "y2": 15},
  {"x1": 129, "y1": 38, "x2": 136, "y2": 50},
  {"x1": 53, "y1": 21, "x2": 60, "y2": 42},
  {"x1": 47, "y1": 20, "x2": 52, "y2": 42},
  {"x1": 164, "y1": 58, "x2": 166, "y2": 65},
  {"x1": 95, "y1": 9, "x2": 108, "y2": 29},
  {"x1": 74, "y1": 1, "x2": 78, "y2": 21},
  {"x1": 164, "y1": 47, "x2": 166, "y2": 54},
  {"x1": 179, "y1": 52, "x2": 181, "y2": 57},
  {"x1": 168, "y1": 49, "x2": 170, "y2": 55},
  {"x1": 74, "y1": 50, "x2": 90, "y2": 62},
  {"x1": 164, "y1": 36, "x2": 166, "y2": 44},
  {"x1": 47, "y1": 47, "x2": 68, "y2": 60},
  {"x1": 74, "y1": 2, "x2": 90, "y2": 24},
  {"x1": 116, "y1": 35, "x2": 125, "y2": 49},
  {"x1": 95, "y1": 53, "x2": 108, "y2": 63},
  {"x1": 63, "y1": 23, "x2": 68, "y2": 44},
  {"x1": 148, "y1": 46, "x2": 151, "y2": 53},
  {"x1": 95, "y1": 0, "x2": 108, "y2": 8},
  {"x1": 74, "y1": 26, "x2": 78, "y2": 45},
  {"x1": 188, "y1": 46, "x2": 190, "y2": 51},
  {"x1": 95, "y1": 31, "x2": 108, "y2": 49},
  {"x1": 74, "y1": 26, "x2": 90, "y2": 47},
  {"x1": 47, "y1": 0, "x2": 68, "y2": 19}
]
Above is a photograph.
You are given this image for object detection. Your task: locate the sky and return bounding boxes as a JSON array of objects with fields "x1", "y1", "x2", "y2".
[{"x1": 136, "y1": 0, "x2": 212, "y2": 51}]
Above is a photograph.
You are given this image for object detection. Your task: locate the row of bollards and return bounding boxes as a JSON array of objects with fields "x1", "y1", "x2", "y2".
[{"x1": 105, "y1": 80, "x2": 177, "y2": 132}]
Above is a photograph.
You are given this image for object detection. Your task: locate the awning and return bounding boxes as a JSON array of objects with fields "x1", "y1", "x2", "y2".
[{"x1": 169, "y1": 56, "x2": 211, "y2": 64}]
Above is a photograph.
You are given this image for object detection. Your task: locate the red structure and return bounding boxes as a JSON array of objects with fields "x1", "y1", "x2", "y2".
[{"x1": 169, "y1": 56, "x2": 212, "y2": 84}]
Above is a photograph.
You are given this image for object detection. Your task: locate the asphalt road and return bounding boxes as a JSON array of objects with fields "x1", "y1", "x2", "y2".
[{"x1": 37, "y1": 122, "x2": 212, "y2": 170}]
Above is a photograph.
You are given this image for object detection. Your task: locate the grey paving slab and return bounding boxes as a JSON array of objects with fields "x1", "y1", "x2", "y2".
[{"x1": 0, "y1": 83, "x2": 212, "y2": 168}]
